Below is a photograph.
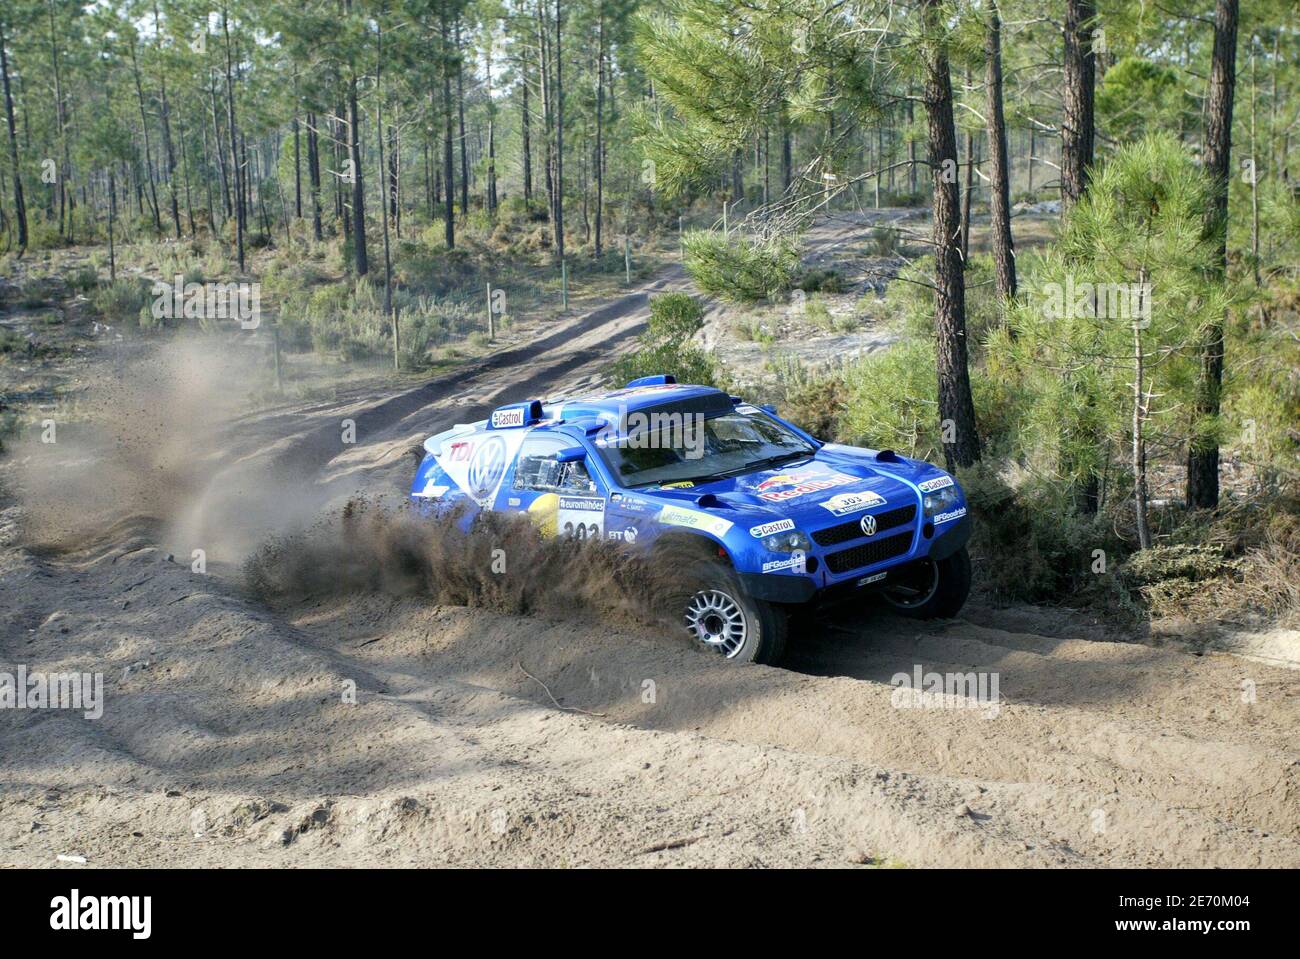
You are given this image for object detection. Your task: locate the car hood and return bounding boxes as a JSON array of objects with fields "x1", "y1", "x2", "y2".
[{"x1": 646, "y1": 448, "x2": 924, "y2": 526}]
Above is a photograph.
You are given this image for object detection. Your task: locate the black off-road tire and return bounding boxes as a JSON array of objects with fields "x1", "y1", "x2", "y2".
[{"x1": 881, "y1": 545, "x2": 972, "y2": 620}]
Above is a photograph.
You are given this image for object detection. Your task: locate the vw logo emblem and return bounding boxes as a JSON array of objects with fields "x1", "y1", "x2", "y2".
[
  {"x1": 859, "y1": 514, "x2": 877, "y2": 537},
  {"x1": 468, "y1": 436, "x2": 507, "y2": 499}
]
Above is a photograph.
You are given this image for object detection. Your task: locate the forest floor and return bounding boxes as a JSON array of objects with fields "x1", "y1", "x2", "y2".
[
  {"x1": 696, "y1": 208, "x2": 1062, "y2": 396},
  {"x1": 1, "y1": 216, "x2": 1297, "y2": 867}
]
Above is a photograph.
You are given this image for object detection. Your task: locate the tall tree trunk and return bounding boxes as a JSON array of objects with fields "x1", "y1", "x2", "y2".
[
  {"x1": 1061, "y1": 0, "x2": 1097, "y2": 210},
  {"x1": 0, "y1": 17, "x2": 27, "y2": 250},
  {"x1": 152, "y1": 1, "x2": 181, "y2": 238},
  {"x1": 345, "y1": 0, "x2": 368, "y2": 276},
  {"x1": 538, "y1": 1, "x2": 554, "y2": 224},
  {"x1": 521, "y1": 57, "x2": 532, "y2": 204},
  {"x1": 334, "y1": 105, "x2": 348, "y2": 235},
  {"x1": 208, "y1": 64, "x2": 231, "y2": 221},
  {"x1": 441, "y1": 11, "x2": 455, "y2": 248},
  {"x1": 594, "y1": 9, "x2": 605, "y2": 257},
  {"x1": 46, "y1": 0, "x2": 70, "y2": 239},
  {"x1": 1186, "y1": 0, "x2": 1239, "y2": 509},
  {"x1": 388, "y1": 122, "x2": 401, "y2": 237},
  {"x1": 484, "y1": 38, "x2": 497, "y2": 216},
  {"x1": 781, "y1": 117, "x2": 792, "y2": 193},
  {"x1": 222, "y1": 6, "x2": 245, "y2": 270},
  {"x1": 455, "y1": 18, "x2": 469, "y2": 219},
  {"x1": 961, "y1": 69, "x2": 974, "y2": 259},
  {"x1": 128, "y1": 39, "x2": 162, "y2": 231},
  {"x1": 921, "y1": 0, "x2": 981, "y2": 470},
  {"x1": 423, "y1": 137, "x2": 432, "y2": 217},
  {"x1": 375, "y1": 19, "x2": 393, "y2": 320},
  {"x1": 985, "y1": 0, "x2": 1017, "y2": 301},
  {"x1": 1248, "y1": 37, "x2": 1259, "y2": 287},
  {"x1": 553, "y1": 0, "x2": 565, "y2": 260},
  {"x1": 294, "y1": 114, "x2": 302, "y2": 219},
  {"x1": 1132, "y1": 294, "x2": 1151, "y2": 550},
  {"x1": 177, "y1": 113, "x2": 195, "y2": 235},
  {"x1": 200, "y1": 113, "x2": 217, "y2": 231},
  {"x1": 307, "y1": 112, "x2": 323, "y2": 240},
  {"x1": 107, "y1": 168, "x2": 117, "y2": 280}
]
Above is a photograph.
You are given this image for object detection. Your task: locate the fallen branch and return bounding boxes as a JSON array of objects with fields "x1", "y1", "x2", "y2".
[
  {"x1": 516, "y1": 662, "x2": 606, "y2": 717},
  {"x1": 637, "y1": 833, "x2": 707, "y2": 855}
]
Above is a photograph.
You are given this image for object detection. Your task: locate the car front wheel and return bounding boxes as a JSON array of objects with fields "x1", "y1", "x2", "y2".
[
  {"x1": 880, "y1": 545, "x2": 971, "y2": 620},
  {"x1": 683, "y1": 581, "x2": 787, "y2": 664}
]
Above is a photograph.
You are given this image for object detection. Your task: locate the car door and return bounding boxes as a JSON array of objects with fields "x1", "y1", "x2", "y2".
[{"x1": 505, "y1": 434, "x2": 607, "y2": 540}]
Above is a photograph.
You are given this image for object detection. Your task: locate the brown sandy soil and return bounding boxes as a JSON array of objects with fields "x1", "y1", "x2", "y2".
[{"x1": 1, "y1": 224, "x2": 1297, "y2": 868}]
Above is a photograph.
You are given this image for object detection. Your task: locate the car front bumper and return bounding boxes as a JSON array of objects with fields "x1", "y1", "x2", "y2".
[{"x1": 739, "y1": 514, "x2": 972, "y2": 606}]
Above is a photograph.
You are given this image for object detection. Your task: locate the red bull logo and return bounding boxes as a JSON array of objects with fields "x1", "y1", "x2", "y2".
[
  {"x1": 755, "y1": 472, "x2": 811, "y2": 493},
  {"x1": 757, "y1": 471, "x2": 859, "y2": 502}
]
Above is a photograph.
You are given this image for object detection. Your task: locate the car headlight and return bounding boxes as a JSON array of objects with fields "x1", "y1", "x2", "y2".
[
  {"x1": 762, "y1": 529, "x2": 811, "y2": 553},
  {"x1": 923, "y1": 485, "x2": 962, "y2": 518}
]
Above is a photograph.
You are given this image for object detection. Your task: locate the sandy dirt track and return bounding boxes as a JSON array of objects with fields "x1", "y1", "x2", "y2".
[{"x1": 2, "y1": 224, "x2": 1298, "y2": 867}]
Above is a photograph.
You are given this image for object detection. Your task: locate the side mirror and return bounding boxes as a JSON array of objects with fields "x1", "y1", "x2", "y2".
[
  {"x1": 760, "y1": 404, "x2": 777, "y2": 415},
  {"x1": 556, "y1": 446, "x2": 587, "y2": 464}
]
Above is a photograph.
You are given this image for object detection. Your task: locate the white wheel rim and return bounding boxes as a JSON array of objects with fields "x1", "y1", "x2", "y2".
[{"x1": 684, "y1": 589, "x2": 748, "y2": 658}]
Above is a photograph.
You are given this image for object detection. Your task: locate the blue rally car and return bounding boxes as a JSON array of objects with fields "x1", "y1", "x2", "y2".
[{"x1": 410, "y1": 375, "x2": 971, "y2": 664}]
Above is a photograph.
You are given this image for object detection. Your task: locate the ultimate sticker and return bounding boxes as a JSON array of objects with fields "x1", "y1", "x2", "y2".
[{"x1": 658, "y1": 505, "x2": 734, "y2": 538}]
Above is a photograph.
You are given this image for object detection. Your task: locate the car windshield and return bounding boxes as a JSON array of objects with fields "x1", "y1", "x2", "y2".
[{"x1": 598, "y1": 407, "x2": 817, "y2": 488}]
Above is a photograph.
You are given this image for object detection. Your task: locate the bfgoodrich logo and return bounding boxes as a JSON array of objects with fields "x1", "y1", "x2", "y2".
[{"x1": 50, "y1": 890, "x2": 151, "y2": 939}]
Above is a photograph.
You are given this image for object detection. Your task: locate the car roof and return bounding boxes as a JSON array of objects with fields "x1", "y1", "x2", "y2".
[
  {"x1": 433, "y1": 381, "x2": 737, "y2": 452},
  {"x1": 544, "y1": 383, "x2": 731, "y2": 422}
]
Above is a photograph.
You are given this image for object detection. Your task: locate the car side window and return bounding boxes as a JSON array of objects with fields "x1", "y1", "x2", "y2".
[{"x1": 512, "y1": 436, "x2": 597, "y2": 494}]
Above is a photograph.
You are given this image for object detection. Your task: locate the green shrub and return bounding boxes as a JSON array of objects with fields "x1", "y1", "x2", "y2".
[
  {"x1": 683, "y1": 230, "x2": 798, "y2": 302},
  {"x1": 645, "y1": 291, "x2": 704, "y2": 341},
  {"x1": 611, "y1": 338, "x2": 718, "y2": 388},
  {"x1": 837, "y1": 339, "x2": 942, "y2": 458},
  {"x1": 92, "y1": 278, "x2": 152, "y2": 326},
  {"x1": 897, "y1": 254, "x2": 1002, "y2": 356},
  {"x1": 734, "y1": 317, "x2": 773, "y2": 344},
  {"x1": 1118, "y1": 544, "x2": 1238, "y2": 587},
  {"x1": 68, "y1": 266, "x2": 100, "y2": 293},
  {"x1": 782, "y1": 375, "x2": 849, "y2": 441},
  {"x1": 959, "y1": 461, "x2": 1120, "y2": 604},
  {"x1": 869, "y1": 227, "x2": 898, "y2": 257},
  {"x1": 797, "y1": 268, "x2": 846, "y2": 293},
  {"x1": 0, "y1": 327, "x2": 28, "y2": 354},
  {"x1": 804, "y1": 296, "x2": 834, "y2": 330},
  {"x1": 609, "y1": 292, "x2": 717, "y2": 387},
  {"x1": 28, "y1": 219, "x2": 69, "y2": 250},
  {"x1": 18, "y1": 280, "x2": 52, "y2": 309}
]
